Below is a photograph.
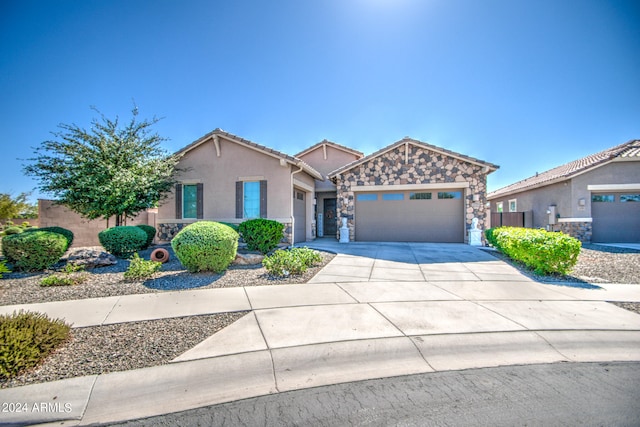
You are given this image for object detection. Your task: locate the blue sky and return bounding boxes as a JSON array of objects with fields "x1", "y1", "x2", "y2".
[{"x1": 2, "y1": 0, "x2": 639, "y2": 202}]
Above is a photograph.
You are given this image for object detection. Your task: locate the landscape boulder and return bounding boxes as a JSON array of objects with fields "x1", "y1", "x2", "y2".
[{"x1": 67, "y1": 249, "x2": 117, "y2": 269}]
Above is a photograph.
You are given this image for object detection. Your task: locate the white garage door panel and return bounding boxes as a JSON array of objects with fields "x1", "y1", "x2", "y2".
[{"x1": 355, "y1": 190, "x2": 464, "y2": 242}]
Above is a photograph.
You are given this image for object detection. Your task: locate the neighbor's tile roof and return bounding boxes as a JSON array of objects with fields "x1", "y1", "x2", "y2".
[
  {"x1": 328, "y1": 137, "x2": 499, "y2": 178},
  {"x1": 488, "y1": 139, "x2": 640, "y2": 199},
  {"x1": 295, "y1": 139, "x2": 364, "y2": 158},
  {"x1": 176, "y1": 128, "x2": 323, "y2": 180}
]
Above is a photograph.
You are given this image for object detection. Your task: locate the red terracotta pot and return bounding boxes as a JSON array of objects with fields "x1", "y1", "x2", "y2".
[{"x1": 150, "y1": 248, "x2": 170, "y2": 263}]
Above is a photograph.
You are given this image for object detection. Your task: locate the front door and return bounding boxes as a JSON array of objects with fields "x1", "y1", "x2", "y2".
[{"x1": 323, "y1": 198, "x2": 337, "y2": 236}]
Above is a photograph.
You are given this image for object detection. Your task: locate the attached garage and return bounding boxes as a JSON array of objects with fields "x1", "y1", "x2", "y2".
[
  {"x1": 354, "y1": 189, "x2": 465, "y2": 242},
  {"x1": 591, "y1": 192, "x2": 640, "y2": 242},
  {"x1": 293, "y1": 189, "x2": 307, "y2": 243}
]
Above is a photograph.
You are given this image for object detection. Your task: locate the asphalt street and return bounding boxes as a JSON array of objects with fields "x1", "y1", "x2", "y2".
[{"x1": 108, "y1": 361, "x2": 640, "y2": 427}]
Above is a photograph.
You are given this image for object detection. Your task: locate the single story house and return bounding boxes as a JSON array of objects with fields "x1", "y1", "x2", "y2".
[
  {"x1": 158, "y1": 130, "x2": 499, "y2": 244},
  {"x1": 487, "y1": 139, "x2": 640, "y2": 243}
]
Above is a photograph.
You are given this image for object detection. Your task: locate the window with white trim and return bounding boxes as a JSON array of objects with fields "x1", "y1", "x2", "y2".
[{"x1": 508, "y1": 199, "x2": 517, "y2": 212}]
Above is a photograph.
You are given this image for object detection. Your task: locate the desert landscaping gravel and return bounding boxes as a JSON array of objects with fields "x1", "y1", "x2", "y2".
[{"x1": 1, "y1": 242, "x2": 638, "y2": 389}]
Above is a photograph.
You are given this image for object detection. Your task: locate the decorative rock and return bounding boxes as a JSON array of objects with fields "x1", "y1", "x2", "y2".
[
  {"x1": 67, "y1": 249, "x2": 117, "y2": 268},
  {"x1": 233, "y1": 252, "x2": 265, "y2": 265}
]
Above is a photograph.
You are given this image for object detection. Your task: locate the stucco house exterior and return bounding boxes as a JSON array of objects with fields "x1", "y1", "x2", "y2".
[
  {"x1": 156, "y1": 129, "x2": 322, "y2": 244},
  {"x1": 157, "y1": 130, "x2": 499, "y2": 244},
  {"x1": 487, "y1": 139, "x2": 640, "y2": 243}
]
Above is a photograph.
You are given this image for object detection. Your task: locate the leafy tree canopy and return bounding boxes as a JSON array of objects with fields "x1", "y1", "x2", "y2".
[
  {"x1": 0, "y1": 192, "x2": 37, "y2": 220},
  {"x1": 24, "y1": 106, "x2": 181, "y2": 226}
]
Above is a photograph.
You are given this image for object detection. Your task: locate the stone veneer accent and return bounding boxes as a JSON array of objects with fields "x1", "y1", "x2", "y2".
[
  {"x1": 333, "y1": 144, "x2": 490, "y2": 242},
  {"x1": 158, "y1": 221, "x2": 293, "y2": 244},
  {"x1": 558, "y1": 220, "x2": 592, "y2": 243}
]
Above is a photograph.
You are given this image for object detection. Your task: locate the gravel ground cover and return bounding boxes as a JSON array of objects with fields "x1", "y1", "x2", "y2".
[
  {"x1": 0, "y1": 245, "x2": 335, "y2": 305},
  {"x1": 1, "y1": 312, "x2": 247, "y2": 389}
]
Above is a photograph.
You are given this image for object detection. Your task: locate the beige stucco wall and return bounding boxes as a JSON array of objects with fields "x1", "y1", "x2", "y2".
[
  {"x1": 157, "y1": 137, "x2": 318, "y2": 243},
  {"x1": 38, "y1": 199, "x2": 154, "y2": 247}
]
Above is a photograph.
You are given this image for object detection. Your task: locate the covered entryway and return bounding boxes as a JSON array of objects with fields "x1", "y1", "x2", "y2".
[
  {"x1": 293, "y1": 189, "x2": 306, "y2": 243},
  {"x1": 354, "y1": 189, "x2": 465, "y2": 242},
  {"x1": 592, "y1": 192, "x2": 640, "y2": 242}
]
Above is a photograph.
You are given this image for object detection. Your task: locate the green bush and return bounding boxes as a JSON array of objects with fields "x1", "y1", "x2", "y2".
[
  {"x1": 263, "y1": 247, "x2": 322, "y2": 277},
  {"x1": 238, "y1": 219, "x2": 284, "y2": 254},
  {"x1": 0, "y1": 260, "x2": 10, "y2": 278},
  {"x1": 98, "y1": 226, "x2": 148, "y2": 258},
  {"x1": 24, "y1": 226, "x2": 74, "y2": 250},
  {"x1": 4, "y1": 226, "x2": 24, "y2": 235},
  {"x1": 485, "y1": 227, "x2": 581, "y2": 275},
  {"x1": 171, "y1": 221, "x2": 239, "y2": 273},
  {"x1": 0, "y1": 311, "x2": 71, "y2": 379},
  {"x1": 219, "y1": 222, "x2": 240, "y2": 232},
  {"x1": 135, "y1": 225, "x2": 156, "y2": 249},
  {"x1": 2, "y1": 231, "x2": 67, "y2": 271},
  {"x1": 124, "y1": 253, "x2": 162, "y2": 281}
]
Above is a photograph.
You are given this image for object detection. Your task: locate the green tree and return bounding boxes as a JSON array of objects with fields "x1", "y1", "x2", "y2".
[
  {"x1": 24, "y1": 106, "x2": 181, "y2": 226},
  {"x1": 0, "y1": 192, "x2": 37, "y2": 220}
]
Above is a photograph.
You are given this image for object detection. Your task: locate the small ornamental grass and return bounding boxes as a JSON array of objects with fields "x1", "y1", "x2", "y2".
[
  {"x1": 0, "y1": 311, "x2": 71, "y2": 380},
  {"x1": 40, "y1": 264, "x2": 88, "y2": 287},
  {"x1": 485, "y1": 227, "x2": 581, "y2": 275},
  {"x1": 0, "y1": 260, "x2": 10, "y2": 278},
  {"x1": 263, "y1": 247, "x2": 322, "y2": 277},
  {"x1": 123, "y1": 254, "x2": 162, "y2": 282}
]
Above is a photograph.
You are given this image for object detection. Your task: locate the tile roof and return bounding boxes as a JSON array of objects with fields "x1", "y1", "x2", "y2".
[
  {"x1": 328, "y1": 137, "x2": 499, "y2": 177},
  {"x1": 488, "y1": 139, "x2": 640, "y2": 199},
  {"x1": 175, "y1": 129, "x2": 323, "y2": 180},
  {"x1": 295, "y1": 139, "x2": 364, "y2": 158}
]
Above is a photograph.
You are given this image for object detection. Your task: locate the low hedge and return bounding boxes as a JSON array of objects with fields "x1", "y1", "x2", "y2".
[
  {"x1": 99, "y1": 226, "x2": 148, "y2": 258},
  {"x1": 238, "y1": 219, "x2": 284, "y2": 254},
  {"x1": 485, "y1": 227, "x2": 581, "y2": 275},
  {"x1": 135, "y1": 225, "x2": 156, "y2": 249},
  {"x1": 2, "y1": 231, "x2": 68, "y2": 271},
  {"x1": 171, "y1": 221, "x2": 239, "y2": 273},
  {"x1": 23, "y1": 226, "x2": 74, "y2": 250}
]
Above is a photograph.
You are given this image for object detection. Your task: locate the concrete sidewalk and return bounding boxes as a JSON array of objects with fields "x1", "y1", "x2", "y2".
[{"x1": 2, "y1": 242, "x2": 640, "y2": 426}]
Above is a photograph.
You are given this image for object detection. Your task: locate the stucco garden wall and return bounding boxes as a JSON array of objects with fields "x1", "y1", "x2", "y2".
[{"x1": 333, "y1": 143, "x2": 491, "y2": 242}]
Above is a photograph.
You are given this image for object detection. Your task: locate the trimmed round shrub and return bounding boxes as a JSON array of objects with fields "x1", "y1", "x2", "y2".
[
  {"x1": 136, "y1": 224, "x2": 156, "y2": 249},
  {"x1": 171, "y1": 221, "x2": 239, "y2": 273},
  {"x1": 23, "y1": 226, "x2": 74, "y2": 250},
  {"x1": 0, "y1": 311, "x2": 71, "y2": 379},
  {"x1": 2, "y1": 231, "x2": 67, "y2": 271},
  {"x1": 3, "y1": 226, "x2": 23, "y2": 235},
  {"x1": 238, "y1": 219, "x2": 284, "y2": 254},
  {"x1": 98, "y1": 226, "x2": 148, "y2": 258}
]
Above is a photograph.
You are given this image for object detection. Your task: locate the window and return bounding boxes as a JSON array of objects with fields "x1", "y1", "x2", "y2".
[
  {"x1": 621, "y1": 194, "x2": 640, "y2": 202},
  {"x1": 410, "y1": 192, "x2": 432, "y2": 200},
  {"x1": 438, "y1": 191, "x2": 462, "y2": 199},
  {"x1": 496, "y1": 202, "x2": 503, "y2": 213},
  {"x1": 243, "y1": 181, "x2": 260, "y2": 218},
  {"x1": 382, "y1": 193, "x2": 404, "y2": 201},
  {"x1": 183, "y1": 184, "x2": 198, "y2": 219},
  {"x1": 508, "y1": 199, "x2": 517, "y2": 212},
  {"x1": 592, "y1": 194, "x2": 614, "y2": 202},
  {"x1": 356, "y1": 193, "x2": 378, "y2": 201},
  {"x1": 296, "y1": 191, "x2": 304, "y2": 201}
]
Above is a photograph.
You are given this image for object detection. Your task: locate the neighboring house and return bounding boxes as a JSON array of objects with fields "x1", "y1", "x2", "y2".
[
  {"x1": 156, "y1": 129, "x2": 322, "y2": 244},
  {"x1": 487, "y1": 140, "x2": 640, "y2": 243},
  {"x1": 157, "y1": 130, "x2": 499, "y2": 244}
]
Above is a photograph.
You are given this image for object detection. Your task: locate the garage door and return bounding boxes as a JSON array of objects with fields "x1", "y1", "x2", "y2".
[
  {"x1": 592, "y1": 192, "x2": 640, "y2": 242},
  {"x1": 354, "y1": 190, "x2": 464, "y2": 242},
  {"x1": 293, "y1": 190, "x2": 306, "y2": 243}
]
